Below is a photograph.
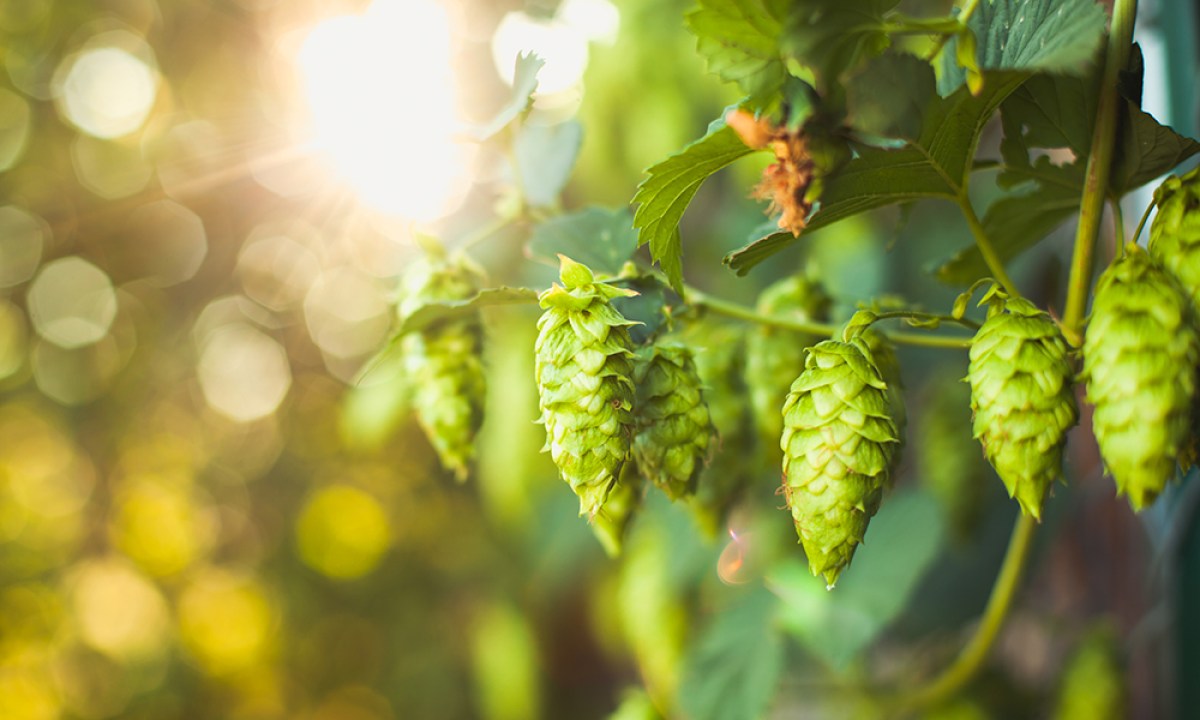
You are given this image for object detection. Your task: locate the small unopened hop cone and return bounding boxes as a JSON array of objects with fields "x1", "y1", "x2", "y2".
[
  {"x1": 780, "y1": 330, "x2": 900, "y2": 588},
  {"x1": 967, "y1": 295, "x2": 1078, "y2": 519},
  {"x1": 534, "y1": 256, "x2": 638, "y2": 517},
  {"x1": 398, "y1": 254, "x2": 487, "y2": 481},
  {"x1": 1083, "y1": 245, "x2": 1200, "y2": 509},
  {"x1": 631, "y1": 343, "x2": 715, "y2": 500}
]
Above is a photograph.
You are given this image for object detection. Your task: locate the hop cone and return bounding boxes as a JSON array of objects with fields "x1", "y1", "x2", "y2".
[
  {"x1": 632, "y1": 343, "x2": 715, "y2": 500},
  {"x1": 781, "y1": 336, "x2": 899, "y2": 587},
  {"x1": 1054, "y1": 625, "x2": 1125, "y2": 720},
  {"x1": 1149, "y1": 165, "x2": 1200, "y2": 309},
  {"x1": 682, "y1": 320, "x2": 754, "y2": 536},
  {"x1": 398, "y1": 255, "x2": 486, "y2": 481},
  {"x1": 863, "y1": 329, "x2": 906, "y2": 471},
  {"x1": 746, "y1": 275, "x2": 831, "y2": 460},
  {"x1": 1083, "y1": 246, "x2": 1199, "y2": 509},
  {"x1": 591, "y1": 468, "x2": 642, "y2": 557},
  {"x1": 967, "y1": 297, "x2": 1077, "y2": 519},
  {"x1": 535, "y1": 257, "x2": 637, "y2": 516}
]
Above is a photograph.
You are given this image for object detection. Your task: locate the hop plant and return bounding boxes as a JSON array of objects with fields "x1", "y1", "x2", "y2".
[
  {"x1": 1149, "y1": 165, "x2": 1200, "y2": 309},
  {"x1": 746, "y1": 274, "x2": 831, "y2": 462},
  {"x1": 967, "y1": 295, "x2": 1077, "y2": 520},
  {"x1": 780, "y1": 331, "x2": 900, "y2": 587},
  {"x1": 1083, "y1": 246, "x2": 1199, "y2": 509},
  {"x1": 631, "y1": 343, "x2": 715, "y2": 500},
  {"x1": 535, "y1": 256, "x2": 638, "y2": 516},
  {"x1": 398, "y1": 254, "x2": 487, "y2": 481}
]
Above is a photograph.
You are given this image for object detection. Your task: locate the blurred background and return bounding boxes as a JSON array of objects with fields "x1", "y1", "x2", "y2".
[{"x1": 0, "y1": 0, "x2": 1197, "y2": 718}]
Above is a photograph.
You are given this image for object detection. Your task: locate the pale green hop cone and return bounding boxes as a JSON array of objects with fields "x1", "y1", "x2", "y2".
[
  {"x1": 781, "y1": 336, "x2": 899, "y2": 587},
  {"x1": 398, "y1": 255, "x2": 487, "y2": 481},
  {"x1": 1083, "y1": 246, "x2": 1200, "y2": 510},
  {"x1": 535, "y1": 256, "x2": 638, "y2": 516},
  {"x1": 967, "y1": 297, "x2": 1077, "y2": 520},
  {"x1": 1149, "y1": 165, "x2": 1200, "y2": 308},
  {"x1": 631, "y1": 342, "x2": 715, "y2": 500},
  {"x1": 746, "y1": 275, "x2": 831, "y2": 461}
]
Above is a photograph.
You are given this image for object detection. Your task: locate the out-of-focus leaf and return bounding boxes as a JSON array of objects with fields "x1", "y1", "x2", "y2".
[
  {"x1": 395, "y1": 287, "x2": 537, "y2": 336},
  {"x1": 609, "y1": 274, "x2": 668, "y2": 346},
  {"x1": 937, "y1": 0, "x2": 1106, "y2": 97},
  {"x1": 608, "y1": 688, "x2": 663, "y2": 720},
  {"x1": 783, "y1": 0, "x2": 899, "y2": 91},
  {"x1": 474, "y1": 53, "x2": 544, "y2": 141},
  {"x1": 633, "y1": 123, "x2": 754, "y2": 291},
  {"x1": 685, "y1": 0, "x2": 789, "y2": 99},
  {"x1": 1110, "y1": 100, "x2": 1200, "y2": 192},
  {"x1": 768, "y1": 490, "x2": 945, "y2": 669},
  {"x1": 470, "y1": 602, "x2": 542, "y2": 720},
  {"x1": 527, "y1": 207, "x2": 638, "y2": 276},
  {"x1": 845, "y1": 53, "x2": 936, "y2": 141},
  {"x1": 678, "y1": 587, "x2": 782, "y2": 720},
  {"x1": 725, "y1": 72, "x2": 1026, "y2": 274},
  {"x1": 515, "y1": 120, "x2": 583, "y2": 207}
]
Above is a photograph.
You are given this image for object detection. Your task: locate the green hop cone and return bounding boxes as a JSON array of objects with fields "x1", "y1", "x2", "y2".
[
  {"x1": 1083, "y1": 246, "x2": 1199, "y2": 510},
  {"x1": 863, "y1": 329, "x2": 906, "y2": 472},
  {"x1": 398, "y1": 254, "x2": 487, "y2": 481},
  {"x1": 535, "y1": 256, "x2": 638, "y2": 516},
  {"x1": 632, "y1": 343, "x2": 715, "y2": 500},
  {"x1": 1149, "y1": 165, "x2": 1200, "y2": 309},
  {"x1": 746, "y1": 275, "x2": 831, "y2": 463},
  {"x1": 591, "y1": 467, "x2": 643, "y2": 557},
  {"x1": 967, "y1": 296, "x2": 1077, "y2": 520},
  {"x1": 781, "y1": 335, "x2": 899, "y2": 587},
  {"x1": 681, "y1": 319, "x2": 754, "y2": 536}
]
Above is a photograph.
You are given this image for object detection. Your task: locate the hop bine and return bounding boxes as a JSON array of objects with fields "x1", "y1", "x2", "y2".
[
  {"x1": 1083, "y1": 245, "x2": 1199, "y2": 510},
  {"x1": 780, "y1": 330, "x2": 900, "y2": 587},
  {"x1": 534, "y1": 256, "x2": 638, "y2": 517},
  {"x1": 967, "y1": 295, "x2": 1078, "y2": 519},
  {"x1": 398, "y1": 254, "x2": 487, "y2": 481}
]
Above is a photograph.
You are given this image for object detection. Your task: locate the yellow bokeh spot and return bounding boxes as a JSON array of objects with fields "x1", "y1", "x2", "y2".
[
  {"x1": 109, "y1": 477, "x2": 213, "y2": 577},
  {"x1": 178, "y1": 568, "x2": 273, "y2": 677},
  {"x1": 0, "y1": 665, "x2": 59, "y2": 720},
  {"x1": 70, "y1": 557, "x2": 169, "y2": 662},
  {"x1": 295, "y1": 485, "x2": 391, "y2": 580}
]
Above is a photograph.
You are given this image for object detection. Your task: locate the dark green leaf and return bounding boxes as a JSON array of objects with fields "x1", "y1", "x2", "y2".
[
  {"x1": 845, "y1": 53, "x2": 936, "y2": 140},
  {"x1": 527, "y1": 207, "x2": 638, "y2": 276},
  {"x1": 474, "y1": 53, "x2": 544, "y2": 141},
  {"x1": 999, "y1": 72, "x2": 1097, "y2": 179},
  {"x1": 768, "y1": 491, "x2": 945, "y2": 668},
  {"x1": 783, "y1": 0, "x2": 899, "y2": 91},
  {"x1": 395, "y1": 287, "x2": 538, "y2": 336},
  {"x1": 685, "y1": 0, "x2": 789, "y2": 98},
  {"x1": 609, "y1": 274, "x2": 668, "y2": 346},
  {"x1": 678, "y1": 588, "x2": 782, "y2": 720},
  {"x1": 938, "y1": 0, "x2": 1106, "y2": 97},
  {"x1": 515, "y1": 120, "x2": 583, "y2": 207},
  {"x1": 1110, "y1": 100, "x2": 1200, "y2": 193},
  {"x1": 633, "y1": 124, "x2": 755, "y2": 291},
  {"x1": 725, "y1": 72, "x2": 1027, "y2": 274}
]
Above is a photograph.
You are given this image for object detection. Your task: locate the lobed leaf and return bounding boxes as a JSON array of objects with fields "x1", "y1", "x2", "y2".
[
  {"x1": 685, "y1": 0, "x2": 789, "y2": 98},
  {"x1": 473, "y1": 53, "x2": 544, "y2": 141}
]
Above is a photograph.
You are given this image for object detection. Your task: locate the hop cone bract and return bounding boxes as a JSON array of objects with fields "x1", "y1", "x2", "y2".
[
  {"x1": 967, "y1": 297, "x2": 1077, "y2": 519},
  {"x1": 398, "y1": 255, "x2": 486, "y2": 480},
  {"x1": 1083, "y1": 247, "x2": 1199, "y2": 509},
  {"x1": 535, "y1": 257, "x2": 637, "y2": 516},
  {"x1": 746, "y1": 275, "x2": 831, "y2": 460},
  {"x1": 781, "y1": 336, "x2": 899, "y2": 587},
  {"x1": 632, "y1": 343, "x2": 714, "y2": 500}
]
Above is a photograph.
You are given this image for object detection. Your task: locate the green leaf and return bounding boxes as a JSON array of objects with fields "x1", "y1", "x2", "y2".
[
  {"x1": 395, "y1": 287, "x2": 538, "y2": 336},
  {"x1": 527, "y1": 207, "x2": 638, "y2": 276},
  {"x1": 678, "y1": 588, "x2": 782, "y2": 720},
  {"x1": 725, "y1": 72, "x2": 1027, "y2": 274},
  {"x1": 935, "y1": 176, "x2": 1080, "y2": 284},
  {"x1": 768, "y1": 490, "x2": 945, "y2": 669},
  {"x1": 633, "y1": 124, "x2": 755, "y2": 291},
  {"x1": 783, "y1": 0, "x2": 899, "y2": 91},
  {"x1": 938, "y1": 0, "x2": 1106, "y2": 97},
  {"x1": 474, "y1": 53, "x2": 544, "y2": 141},
  {"x1": 685, "y1": 0, "x2": 789, "y2": 98},
  {"x1": 609, "y1": 273, "x2": 668, "y2": 346},
  {"x1": 515, "y1": 120, "x2": 584, "y2": 207},
  {"x1": 845, "y1": 52, "x2": 936, "y2": 140},
  {"x1": 1110, "y1": 100, "x2": 1200, "y2": 193}
]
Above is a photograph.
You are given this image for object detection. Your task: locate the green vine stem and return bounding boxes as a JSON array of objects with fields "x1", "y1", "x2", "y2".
[
  {"x1": 921, "y1": 0, "x2": 983, "y2": 61},
  {"x1": 1061, "y1": 0, "x2": 1138, "y2": 346},
  {"x1": 683, "y1": 286, "x2": 975, "y2": 350},
  {"x1": 891, "y1": 513, "x2": 1037, "y2": 715},
  {"x1": 1130, "y1": 195, "x2": 1156, "y2": 245},
  {"x1": 958, "y1": 194, "x2": 1018, "y2": 296}
]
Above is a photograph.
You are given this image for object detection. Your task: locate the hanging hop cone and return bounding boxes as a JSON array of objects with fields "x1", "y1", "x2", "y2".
[
  {"x1": 746, "y1": 274, "x2": 831, "y2": 462},
  {"x1": 681, "y1": 320, "x2": 754, "y2": 536},
  {"x1": 1149, "y1": 165, "x2": 1200, "y2": 308},
  {"x1": 967, "y1": 296, "x2": 1077, "y2": 520},
  {"x1": 1083, "y1": 246, "x2": 1199, "y2": 510},
  {"x1": 631, "y1": 343, "x2": 715, "y2": 500},
  {"x1": 781, "y1": 333, "x2": 900, "y2": 587},
  {"x1": 398, "y1": 254, "x2": 487, "y2": 481},
  {"x1": 535, "y1": 256, "x2": 638, "y2": 516}
]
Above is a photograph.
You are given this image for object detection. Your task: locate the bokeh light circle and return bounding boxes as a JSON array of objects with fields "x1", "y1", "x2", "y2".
[
  {"x1": 295, "y1": 485, "x2": 391, "y2": 579},
  {"x1": 196, "y1": 323, "x2": 292, "y2": 423},
  {"x1": 27, "y1": 257, "x2": 118, "y2": 349},
  {"x1": 0, "y1": 205, "x2": 46, "y2": 288},
  {"x1": 55, "y1": 44, "x2": 159, "y2": 139}
]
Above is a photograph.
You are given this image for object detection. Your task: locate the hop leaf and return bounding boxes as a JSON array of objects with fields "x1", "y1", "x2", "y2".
[
  {"x1": 780, "y1": 337, "x2": 899, "y2": 587},
  {"x1": 1083, "y1": 246, "x2": 1199, "y2": 510},
  {"x1": 632, "y1": 343, "x2": 715, "y2": 500},
  {"x1": 535, "y1": 257, "x2": 639, "y2": 516},
  {"x1": 398, "y1": 255, "x2": 488, "y2": 480},
  {"x1": 746, "y1": 274, "x2": 831, "y2": 465},
  {"x1": 967, "y1": 296, "x2": 1078, "y2": 519}
]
